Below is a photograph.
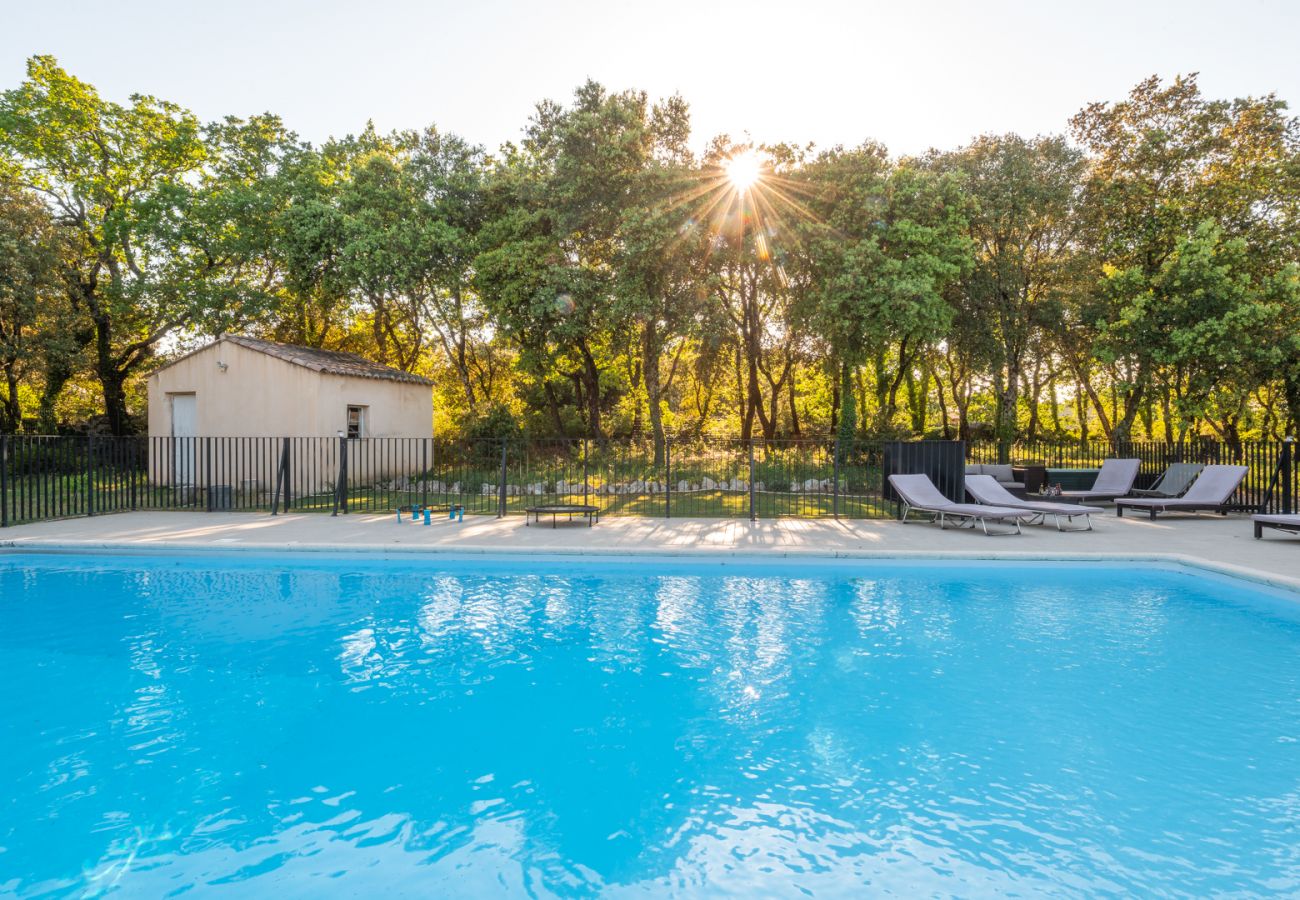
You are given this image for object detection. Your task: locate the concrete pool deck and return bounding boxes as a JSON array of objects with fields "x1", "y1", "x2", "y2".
[{"x1": 2, "y1": 509, "x2": 1299, "y2": 591}]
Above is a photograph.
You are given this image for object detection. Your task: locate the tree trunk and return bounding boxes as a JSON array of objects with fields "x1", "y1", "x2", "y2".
[
  {"x1": 642, "y1": 320, "x2": 665, "y2": 465},
  {"x1": 904, "y1": 366, "x2": 929, "y2": 435},
  {"x1": 735, "y1": 344, "x2": 751, "y2": 441},
  {"x1": 873, "y1": 349, "x2": 889, "y2": 430},
  {"x1": 1281, "y1": 367, "x2": 1300, "y2": 437},
  {"x1": 836, "y1": 359, "x2": 857, "y2": 453},
  {"x1": 997, "y1": 357, "x2": 1021, "y2": 444},
  {"x1": 1075, "y1": 381, "x2": 1089, "y2": 442},
  {"x1": 543, "y1": 381, "x2": 566, "y2": 436},
  {"x1": 37, "y1": 355, "x2": 77, "y2": 434},
  {"x1": 100, "y1": 368, "x2": 130, "y2": 436},
  {"x1": 1024, "y1": 368, "x2": 1042, "y2": 442},
  {"x1": 935, "y1": 372, "x2": 952, "y2": 440},
  {"x1": 1110, "y1": 383, "x2": 1145, "y2": 443},
  {"x1": 829, "y1": 359, "x2": 840, "y2": 434},
  {"x1": 371, "y1": 293, "x2": 389, "y2": 366},
  {"x1": 91, "y1": 312, "x2": 132, "y2": 435},
  {"x1": 578, "y1": 342, "x2": 603, "y2": 440},
  {"x1": 1, "y1": 360, "x2": 19, "y2": 434},
  {"x1": 1048, "y1": 377, "x2": 1062, "y2": 436},
  {"x1": 787, "y1": 375, "x2": 801, "y2": 438}
]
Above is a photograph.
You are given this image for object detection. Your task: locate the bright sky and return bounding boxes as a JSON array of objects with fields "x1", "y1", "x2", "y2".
[{"x1": 5, "y1": 0, "x2": 1300, "y2": 157}]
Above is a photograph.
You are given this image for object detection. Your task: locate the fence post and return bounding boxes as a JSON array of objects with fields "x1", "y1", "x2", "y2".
[
  {"x1": 87, "y1": 434, "x2": 96, "y2": 517},
  {"x1": 498, "y1": 439, "x2": 508, "y2": 518},
  {"x1": 204, "y1": 436, "x2": 214, "y2": 512},
  {"x1": 342, "y1": 436, "x2": 350, "y2": 514},
  {"x1": 332, "y1": 435, "x2": 349, "y2": 516},
  {"x1": 284, "y1": 438, "x2": 292, "y2": 511},
  {"x1": 665, "y1": 438, "x2": 671, "y2": 518},
  {"x1": 1283, "y1": 438, "x2": 1294, "y2": 515},
  {"x1": 271, "y1": 448, "x2": 282, "y2": 516},
  {"x1": 0, "y1": 434, "x2": 7, "y2": 528},
  {"x1": 271, "y1": 438, "x2": 287, "y2": 515},
  {"x1": 129, "y1": 438, "x2": 138, "y2": 510},
  {"x1": 421, "y1": 440, "x2": 429, "y2": 510},
  {"x1": 748, "y1": 440, "x2": 757, "y2": 522},
  {"x1": 833, "y1": 439, "x2": 841, "y2": 520},
  {"x1": 583, "y1": 438, "x2": 589, "y2": 508}
]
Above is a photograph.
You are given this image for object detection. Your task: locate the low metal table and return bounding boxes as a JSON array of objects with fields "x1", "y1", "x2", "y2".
[{"x1": 524, "y1": 504, "x2": 600, "y2": 528}]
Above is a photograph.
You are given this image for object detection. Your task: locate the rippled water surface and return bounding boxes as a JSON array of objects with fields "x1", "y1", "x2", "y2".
[{"x1": 2, "y1": 553, "x2": 1299, "y2": 897}]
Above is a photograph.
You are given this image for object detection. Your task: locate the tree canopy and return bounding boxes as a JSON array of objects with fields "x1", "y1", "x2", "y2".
[{"x1": 1, "y1": 59, "x2": 1298, "y2": 442}]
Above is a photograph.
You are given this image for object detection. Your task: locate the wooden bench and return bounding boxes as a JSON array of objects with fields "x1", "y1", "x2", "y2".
[{"x1": 524, "y1": 504, "x2": 600, "y2": 528}]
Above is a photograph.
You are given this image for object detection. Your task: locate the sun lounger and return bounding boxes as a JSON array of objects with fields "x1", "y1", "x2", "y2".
[
  {"x1": 1115, "y1": 465, "x2": 1248, "y2": 519},
  {"x1": 1128, "y1": 462, "x2": 1204, "y2": 498},
  {"x1": 1057, "y1": 458, "x2": 1140, "y2": 502},
  {"x1": 888, "y1": 473, "x2": 1035, "y2": 535},
  {"x1": 965, "y1": 474, "x2": 1104, "y2": 531},
  {"x1": 1252, "y1": 513, "x2": 1300, "y2": 539}
]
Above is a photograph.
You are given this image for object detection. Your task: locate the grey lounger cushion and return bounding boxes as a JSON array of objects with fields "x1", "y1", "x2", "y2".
[
  {"x1": 965, "y1": 474, "x2": 1103, "y2": 516},
  {"x1": 965, "y1": 463, "x2": 1016, "y2": 484},
  {"x1": 889, "y1": 474, "x2": 1031, "y2": 520},
  {"x1": 1116, "y1": 465, "x2": 1248, "y2": 515},
  {"x1": 1253, "y1": 513, "x2": 1300, "y2": 538},
  {"x1": 1058, "y1": 458, "x2": 1140, "y2": 500},
  {"x1": 1253, "y1": 513, "x2": 1300, "y2": 527},
  {"x1": 1129, "y1": 462, "x2": 1204, "y2": 498}
]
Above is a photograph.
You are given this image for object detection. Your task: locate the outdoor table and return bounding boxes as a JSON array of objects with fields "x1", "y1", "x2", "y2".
[
  {"x1": 524, "y1": 504, "x2": 600, "y2": 528},
  {"x1": 1012, "y1": 465, "x2": 1048, "y2": 494}
]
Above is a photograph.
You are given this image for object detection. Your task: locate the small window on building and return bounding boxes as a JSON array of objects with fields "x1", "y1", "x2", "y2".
[{"x1": 346, "y1": 405, "x2": 367, "y2": 439}]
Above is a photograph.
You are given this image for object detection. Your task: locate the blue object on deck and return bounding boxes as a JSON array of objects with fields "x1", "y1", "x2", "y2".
[
  {"x1": 423, "y1": 508, "x2": 431, "y2": 525},
  {"x1": 412, "y1": 507, "x2": 420, "y2": 521}
]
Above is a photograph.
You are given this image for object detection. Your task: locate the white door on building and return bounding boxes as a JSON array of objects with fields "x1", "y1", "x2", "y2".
[{"x1": 171, "y1": 393, "x2": 197, "y2": 485}]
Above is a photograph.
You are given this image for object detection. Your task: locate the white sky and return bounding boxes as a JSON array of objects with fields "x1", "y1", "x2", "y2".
[{"x1": 5, "y1": 0, "x2": 1299, "y2": 156}]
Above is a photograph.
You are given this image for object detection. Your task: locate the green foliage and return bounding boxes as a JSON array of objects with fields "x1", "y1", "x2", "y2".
[{"x1": 1, "y1": 59, "x2": 1299, "y2": 444}]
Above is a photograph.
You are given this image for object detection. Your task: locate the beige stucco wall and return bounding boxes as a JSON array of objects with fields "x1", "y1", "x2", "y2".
[
  {"x1": 314, "y1": 371, "x2": 431, "y2": 438},
  {"x1": 147, "y1": 338, "x2": 431, "y2": 439},
  {"x1": 145, "y1": 338, "x2": 433, "y2": 496}
]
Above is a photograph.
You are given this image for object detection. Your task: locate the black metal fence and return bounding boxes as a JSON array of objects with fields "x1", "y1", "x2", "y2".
[
  {"x1": 0, "y1": 434, "x2": 1295, "y2": 527},
  {"x1": 965, "y1": 439, "x2": 1295, "y2": 513}
]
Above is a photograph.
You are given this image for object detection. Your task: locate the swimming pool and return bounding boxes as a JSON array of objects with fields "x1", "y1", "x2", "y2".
[{"x1": 1, "y1": 552, "x2": 1298, "y2": 896}]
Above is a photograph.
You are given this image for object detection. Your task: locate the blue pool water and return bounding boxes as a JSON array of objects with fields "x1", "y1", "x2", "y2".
[{"x1": 1, "y1": 553, "x2": 1299, "y2": 897}]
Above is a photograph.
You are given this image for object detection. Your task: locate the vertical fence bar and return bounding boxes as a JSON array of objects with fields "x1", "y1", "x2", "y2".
[
  {"x1": 341, "y1": 436, "x2": 350, "y2": 515},
  {"x1": 665, "y1": 438, "x2": 671, "y2": 518},
  {"x1": 340, "y1": 436, "x2": 348, "y2": 514},
  {"x1": 833, "y1": 439, "x2": 841, "y2": 519},
  {"x1": 421, "y1": 440, "x2": 429, "y2": 510},
  {"x1": 128, "y1": 438, "x2": 138, "y2": 510},
  {"x1": 748, "y1": 440, "x2": 757, "y2": 522},
  {"x1": 0, "y1": 433, "x2": 6, "y2": 528},
  {"x1": 86, "y1": 434, "x2": 95, "y2": 517},
  {"x1": 202, "y1": 436, "x2": 212, "y2": 512},
  {"x1": 498, "y1": 440, "x2": 508, "y2": 518},
  {"x1": 1283, "y1": 439, "x2": 1294, "y2": 515}
]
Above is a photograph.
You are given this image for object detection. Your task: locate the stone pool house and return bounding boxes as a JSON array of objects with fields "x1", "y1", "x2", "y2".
[{"x1": 146, "y1": 334, "x2": 432, "y2": 492}]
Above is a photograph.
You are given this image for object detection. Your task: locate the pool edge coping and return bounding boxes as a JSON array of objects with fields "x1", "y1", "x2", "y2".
[{"x1": 3, "y1": 537, "x2": 1299, "y2": 595}]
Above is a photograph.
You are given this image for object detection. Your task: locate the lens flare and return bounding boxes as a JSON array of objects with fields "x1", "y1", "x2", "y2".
[{"x1": 725, "y1": 150, "x2": 762, "y2": 192}]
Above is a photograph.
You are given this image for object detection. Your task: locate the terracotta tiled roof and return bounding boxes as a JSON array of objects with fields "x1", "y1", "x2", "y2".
[{"x1": 157, "y1": 335, "x2": 432, "y2": 385}]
